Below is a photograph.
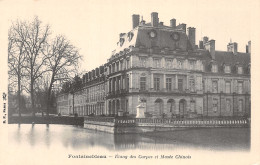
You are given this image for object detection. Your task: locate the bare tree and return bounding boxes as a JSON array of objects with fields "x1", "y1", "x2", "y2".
[
  {"x1": 8, "y1": 24, "x2": 27, "y2": 117},
  {"x1": 44, "y1": 35, "x2": 81, "y2": 116},
  {"x1": 12, "y1": 17, "x2": 51, "y2": 116}
]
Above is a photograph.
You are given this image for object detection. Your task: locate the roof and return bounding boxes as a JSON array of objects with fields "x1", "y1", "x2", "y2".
[
  {"x1": 214, "y1": 51, "x2": 250, "y2": 66},
  {"x1": 112, "y1": 25, "x2": 193, "y2": 56}
]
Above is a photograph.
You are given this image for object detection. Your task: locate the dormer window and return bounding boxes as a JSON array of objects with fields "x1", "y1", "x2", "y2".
[
  {"x1": 139, "y1": 57, "x2": 147, "y2": 67},
  {"x1": 119, "y1": 38, "x2": 125, "y2": 47},
  {"x1": 127, "y1": 32, "x2": 134, "y2": 41},
  {"x1": 190, "y1": 60, "x2": 196, "y2": 70},
  {"x1": 149, "y1": 30, "x2": 157, "y2": 38},
  {"x1": 166, "y1": 59, "x2": 173, "y2": 68},
  {"x1": 238, "y1": 66, "x2": 243, "y2": 74},
  {"x1": 153, "y1": 58, "x2": 161, "y2": 68},
  {"x1": 177, "y1": 60, "x2": 183, "y2": 69},
  {"x1": 224, "y1": 65, "x2": 231, "y2": 73},
  {"x1": 212, "y1": 64, "x2": 218, "y2": 73}
]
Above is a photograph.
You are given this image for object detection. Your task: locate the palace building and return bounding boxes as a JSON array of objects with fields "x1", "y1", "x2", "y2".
[{"x1": 57, "y1": 12, "x2": 251, "y2": 118}]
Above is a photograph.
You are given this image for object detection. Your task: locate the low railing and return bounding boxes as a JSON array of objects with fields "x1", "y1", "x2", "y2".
[
  {"x1": 84, "y1": 117, "x2": 250, "y2": 127},
  {"x1": 135, "y1": 118, "x2": 249, "y2": 127}
]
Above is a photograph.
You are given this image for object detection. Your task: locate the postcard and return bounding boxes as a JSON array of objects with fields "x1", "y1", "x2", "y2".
[{"x1": 0, "y1": 0, "x2": 260, "y2": 165}]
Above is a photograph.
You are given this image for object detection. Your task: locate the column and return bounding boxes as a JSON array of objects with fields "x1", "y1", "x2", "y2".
[
  {"x1": 186, "y1": 75, "x2": 189, "y2": 90},
  {"x1": 109, "y1": 79, "x2": 111, "y2": 92},
  {"x1": 175, "y1": 74, "x2": 178, "y2": 89},
  {"x1": 120, "y1": 76, "x2": 123, "y2": 90},
  {"x1": 151, "y1": 73, "x2": 154, "y2": 89},
  {"x1": 163, "y1": 74, "x2": 166, "y2": 90},
  {"x1": 129, "y1": 73, "x2": 133, "y2": 88}
]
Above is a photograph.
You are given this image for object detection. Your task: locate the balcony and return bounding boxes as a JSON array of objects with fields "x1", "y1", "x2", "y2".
[{"x1": 106, "y1": 89, "x2": 129, "y2": 98}]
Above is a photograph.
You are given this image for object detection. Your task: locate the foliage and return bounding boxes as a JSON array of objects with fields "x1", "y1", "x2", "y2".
[{"x1": 8, "y1": 16, "x2": 82, "y2": 117}]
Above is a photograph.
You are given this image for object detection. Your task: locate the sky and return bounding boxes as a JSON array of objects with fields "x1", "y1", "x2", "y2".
[{"x1": 0, "y1": 0, "x2": 255, "y2": 73}]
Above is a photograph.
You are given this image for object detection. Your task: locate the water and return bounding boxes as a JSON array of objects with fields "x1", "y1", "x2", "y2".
[{"x1": 7, "y1": 124, "x2": 250, "y2": 151}]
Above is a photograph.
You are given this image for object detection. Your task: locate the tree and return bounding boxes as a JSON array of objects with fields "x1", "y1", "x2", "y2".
[
  {"x1": 70, "y1": 75, "x2": 82, "y2": 115},
  {"x1": 43, "y1": 35, "x2": 81, "y2": 116},
  {"x1": 8, "y1": 22, "x2": 27, "y2": 117},
  {"x1": 12, "y1": 17, "x2": 50, "y2": 116}
]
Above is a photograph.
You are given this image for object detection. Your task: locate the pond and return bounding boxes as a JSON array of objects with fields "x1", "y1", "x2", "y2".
[{"x1": 7, "y1": 124, "x2": 250, "y2": 151}]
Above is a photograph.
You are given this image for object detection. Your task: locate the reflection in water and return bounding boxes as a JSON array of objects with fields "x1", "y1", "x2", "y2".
[
  {"x1": 28, "y1": 124, "x2": 35, "y2": 147},
  {"x1": 45, "y1": 124, "x2": 50, "y2": 147},
  {"x1": 8, "y1": 124, "x2": 250, "y2": 151}
]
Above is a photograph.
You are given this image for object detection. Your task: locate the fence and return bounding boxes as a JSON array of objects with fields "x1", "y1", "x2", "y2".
[{"x1": 84, "y1": 117, "x2": 250, "y2": 127}]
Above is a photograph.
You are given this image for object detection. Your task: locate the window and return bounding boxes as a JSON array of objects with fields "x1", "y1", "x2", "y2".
[
  {"x1": 189, "y1": 79, "x2": 195, "y2": 92},
  {"x1": 190, "y1": 101, "x2": 195, "y2": 112},
  {"x1": 225, "y1": 81, "x2": 231, "y2": 93},
  {"x1": 238, "y1": 99, "x2": 243, "y2": 112},
  {"x1": 226, "y1": 99, "x2": 231, "y2": 111},
  {"x1": 112, "y1": 63, "x2": 115, "y2": 73},
  {"x1": 120, "y1": 60, "x2": 124, "y2": 70},
  {"x1": 126, "y1": 59, "x2": 130, "y2": 69},
  {"x1": 166, "y1": 59, "x2": 173, "y2": 68},
  {"x1": 139, "y1": 57, "x2": 147, "y2": 67},
  {"x1": 225, "y1": 65, "x2": 231, "y2": 73},
  {"x1": 126, "y1": 76, "x2": 129, "y2": 90},
  {"x1": 140, "y1": 77, "x2": 146, "y2": 91},
  {"x1": 177, "y1": 60, "x2": 183, "y2": 69},
  {"x1": 238, "y1": 66, "x2": 243, "y2": 74},
  {"x1": 153, "y1": 58, "x2": 161, "y2": 68},
  {"x1": 154, "y1": 77, "x2": 160, "y2": 91},
  {"x1": 166, "y1": 78, "x2": 172, "y2": 91},
  {"x1": 212, "y1": 80, "x2": 218, "y2": 93},
  {"x1": 178, "y1": 79, "x2": 183, "y2": 91},
  {"x1": 212, "y1": 64, "x2": 218, "y2": 73},
  {"x1": 213, "y1": 98, "x2": 218, "y2": 112},
  {"x1": 116, "y1": 62, "x2": 119, "y2": 71},
  {"x1": 238, "y1": 82, "x2": 243, "y2": 94},
  {"x1": 202, "y1": 80, "x2": 205, "y2": 92}
]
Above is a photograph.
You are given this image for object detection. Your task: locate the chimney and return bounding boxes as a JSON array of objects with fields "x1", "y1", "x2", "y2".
[
  {"x1": 227, "y1": 41, "x2": 238, "y2": 55},
  {"x1": 132, "y1": 14, "x2": 140, "y2": 29},
  {"x1": 85, "y1": 73, "x2": 89, "y2": 81},
  {"x1": 203, "y1": 36, "x2": 209, "y2": 46},
  {"x1": 246, "y1": 41, "x2": 251, "y2": 53},
  {"x1": 170, "y1": 18, "x2": 176, "y2": 28},
  {"x1": 159, "y1": 22, "x2": 164, "y2": 26},
  {"x1": 140, "y1": 20, "x2": 146, "y2": 25},
  {"x1": 151, "y1": 12, "x2": 159, "y2": 27},
  {"x1": 205, "y1": 40, "x2": 215, "y2": 59},
  {"x1": 188, "y1": 27, "x2": 196, "y2": 49},
  {"x1": 180, "y1": 23, "x2": 186, "y2": 33},
  {"x1": 199, "y1": 41, "x2": 204, "y2": 49},
  {"x1": 119, "y1": 33, "x2": 125, "y2": 38}
]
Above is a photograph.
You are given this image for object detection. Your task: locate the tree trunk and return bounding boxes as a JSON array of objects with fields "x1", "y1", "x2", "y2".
[
  {"x1": 18, "y1": 75, "x2": 21, "y2": 117},
  {"x1": 73, "y1": 93, "x2": 74, "y2": 114},
  {"x1": 46, "y1": 74, "x2": 55, "y2": 117},
  {"x1": 46, "y1": 95, "x2": 50, "y2": 117},
  {"x1": 31, "y1": 81, "x2": 35, "y2": 117}
]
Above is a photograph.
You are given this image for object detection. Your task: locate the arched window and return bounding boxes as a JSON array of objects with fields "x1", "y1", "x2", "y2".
[
  {"x1": 167, "y1": 99, "x2": 175, "y2": 113},
  {"x1": 155, "y1": 99, "x2": 164, "y2": 115}
]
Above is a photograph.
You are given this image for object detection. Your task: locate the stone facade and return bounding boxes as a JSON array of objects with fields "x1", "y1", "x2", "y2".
[{"x1": 57, "y1": 12, "x2": 250, "y2": 118}]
